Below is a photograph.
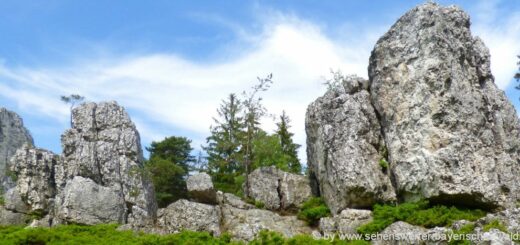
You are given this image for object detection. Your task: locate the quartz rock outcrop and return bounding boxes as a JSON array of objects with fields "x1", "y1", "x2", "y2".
[
  {"x1": 221, "y1": 204, "x2": 312, "y2": 241},
  {"x1": 56, "y1": 101, "x2": 157, "y2": 225},
  {"x1": 217, "y1": 191, "x2": 255, "y2": 210},
  {"x1": 57, "y1": 176, "x2": 126, "y2": 225},
  {"x1": 368, "y1": 2, "x2": 520, "y2": 209},
  {"x1": 8, "y1": 145, "x2": 59, "y2": 216},
  {"x1": 0, "y1": 108, "x2": 34, "y2": 191},
  {"x1": 306, "y1": 75, "x2": 396, "y2": 214},
  {"x1": 245, "y1": 166, "x2": 312, "y2": 211},
  {"x1": 373, "y1": 221, "x2": 450, "y2": 245},
  {"x1": 156, "y1": 199, "x2": 221, "y2": 236},
  {"x1": 187, "y1": 172, "x2": 217, "y2": 204},
  {"x1": 319, "y1": 208, "x2": 372, "y2": 235},
  {"x1": 0, "y1": 102, "x2": 156, "y2": 227},
  {"x1": 307, "y1": 2, "x2": 520, "y2": 212}
]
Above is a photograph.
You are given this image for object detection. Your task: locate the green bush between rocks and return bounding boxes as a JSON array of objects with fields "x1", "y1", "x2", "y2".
[
  {"x1": 297, "y1": 197, "x2": 331, "y2": 226},
  {"x1": 357, "y1": 200, "x2": 486, "y2": 235}
]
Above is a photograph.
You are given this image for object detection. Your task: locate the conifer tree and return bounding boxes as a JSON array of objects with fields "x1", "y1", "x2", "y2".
[
  {"x1": 204, "y1": 93, "x2": 245, "y2": 193},
  {"x1": 275, "y1": 111, "x2": 302, "y2": 173}
]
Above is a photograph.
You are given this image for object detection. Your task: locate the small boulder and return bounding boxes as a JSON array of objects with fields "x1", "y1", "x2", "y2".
[
  {"x1": 221, "y1": 204, "x2": 312, "y2": 241},
  {"x1": 319, "y1": 208, "x2": 372, "y2": 235},
  {"x1": 187, "y1": 173, "x2": 217, "y2": 204},
  {"x1": 216, "y1": 191, "x2": 254, "y2": 210},
  {"x1": 0, "y1": 208, "x2": 28, "y2": 225},
  {"x1": 478, "y1": 230, "x2": 513, "y2": 245},
  {"x1": 57, "y1": 176, "x2": 125, "y2": 225},
  {"x1": 245, "y1": 166, "x2": 312, "y2": 211},
  {"x1": 156, "y1": 199, "x2": 221, "y2": 236}
]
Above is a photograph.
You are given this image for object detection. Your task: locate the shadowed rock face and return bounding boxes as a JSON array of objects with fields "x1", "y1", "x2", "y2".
[
  {"x1": 307, "y1": 2, "x2": 520, "y2": 212},
  {"x1": 0, "y1": 108, "x2": 33, "y2": 191},
  {"x1": 306, "y1": 75, "x2": 397, "y2": 214}
]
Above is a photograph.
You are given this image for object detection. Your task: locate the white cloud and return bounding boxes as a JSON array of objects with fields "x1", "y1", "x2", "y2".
[
  {"x1": 0, "y1": 3, "x2": 518, "y2": 165},
  {"x1": 472, "y1": 0, "x2": 520, "y2": 89},
  {"x1": 0, "y1": 16, "x2": 375, "y2": 163}
]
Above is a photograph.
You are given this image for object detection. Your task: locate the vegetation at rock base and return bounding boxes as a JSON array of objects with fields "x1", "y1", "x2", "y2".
[
  {"x1": 145, "y1": 136, "x2": 195, "y2": 208},
  {"x1": 483, "y1": 219, "x2": 508, "y2": 233},
  {"x1": 204, "y1": 75, "x2": 302, "y2": 196},
  {"x1": 250, "y1": 230, "x2": 369, "y2": 245},
  {"x1": 0, "y1": 225, "x2": 367, "y2": 245},
  {"x1": 297, "y1": 197, "x2": 331, "y2": 226},
  {"x1": 357, "y1": 200, "x2": 486, "y2": 235},
  {"x1": 447, "y1": 223, "x2": 475, "y2": 245}
]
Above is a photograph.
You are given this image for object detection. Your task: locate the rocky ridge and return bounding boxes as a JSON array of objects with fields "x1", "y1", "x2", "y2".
[
  {"x1": 0, "y1": 108, "x2": 33, "y2": 191},
  {"x1": 0, "y1": 102, "x2": 157, "y2": 227},
  {"x1": 307, "y1": 2, "x2": 520, "y2": 213}
]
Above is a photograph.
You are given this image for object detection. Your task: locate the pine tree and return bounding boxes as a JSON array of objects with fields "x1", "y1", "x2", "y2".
[
  {"x1": 275, "y1": 111, "x2": 302, "y2": 173},
  {"x1": 204, "y1": 93, "x2": 245, "y2": 194},
  {"x1": 145, "y1": 136, "x2": 195, "y2": 207}
]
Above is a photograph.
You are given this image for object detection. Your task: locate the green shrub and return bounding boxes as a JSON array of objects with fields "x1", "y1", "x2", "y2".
[
  {"x1": 447, "y1": 223, "x2": 475, "y2": 245},
  {"x1": 357, "y1": 200, "x2": 486, "y2": 235},
  {"x1": 0, "y1": 224, "x2": 373, "y2": 244},
  {"x1": 378, "y1": 159, "x2": 389, "y2": 170},
  {"x1": 297, "y1": 197, "x2": 331, "y2": 226},
  {"x1": 250, "y1": 230, "x2": 369, "y2": 245},
  {"x1": 0, "y1": 224, "x2": 237, "y2": 245},
  {"x1": 483, "y1": 219, "x2": 508, "y2": 233}
]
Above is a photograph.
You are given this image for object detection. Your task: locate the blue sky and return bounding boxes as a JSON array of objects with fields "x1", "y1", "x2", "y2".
[{"x1": 1, "y1": 0, "x2": 519, "y2": 163}]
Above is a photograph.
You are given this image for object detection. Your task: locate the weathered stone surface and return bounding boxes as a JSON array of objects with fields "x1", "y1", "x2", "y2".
[
  {"x1": 56, "y1": 102, "x2": 157, "y2": 225},
  {"x1": 0, "y1": 208, "x2": 28, "y2": 225},
  {"x1": 9, "y1": 145, "x2": 58, "y2": 215},
  {"x1": 57, "y1": 176, "x2": 125, "y2": 225},
  {"x1": 3, "y1": 187, "x2": 29, "y2": 213},
  {"x1": 478, "y1": 230, "x2": 514, "y2": 245},
  {"x1": 306, "y1": 75, "x2": 396, "y2": 214},
  {"x1": 319, "y1": 208, "x2": 372, "y2": 235},
  {"x1": 156, "y1": 199, "x2": 221, "y2": 236},
  {"x1": 245, "y1": 166, "x2": 312, "y2": 211},
  {"x1": 216, "y1": 191, "x2": 254, "y2": 210},
  {"x1": 221, "y1": 204, "x2": 312, "y2": 241},
  {"x1": 373, "y1": 221, "x2": 449, "y2": 245},
  {"x1": 0, "y1": 108, "x2": 33, "y2": 191},
  {"x1": 369, "y1": 2, "x2": 520, "y2": 209},
  {"x1": 477, "y1": 208, "x2": 520, "y2": 234},
  {"x1": 187, "y1": 172, "x2": 217, "y2": 204}
]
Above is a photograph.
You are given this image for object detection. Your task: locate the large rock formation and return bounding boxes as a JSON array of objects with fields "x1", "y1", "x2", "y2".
[
  {"x1": 307, "y1": 2, "x2": 520, "y2": 212},
  {"x1": 0, "y1": 101, "x2": 157, "y2": 227},
  {"x1": 306, "y1": 75, "x2": 397, "y2": 214},
  {"x1": 55, "y1": 102, "x2": 157, "y2": 225},
  {"x1": 245, "y1": 166, "x2": 313, "y2": 211},
  {"x1": 368, "y1": 2, "x2": 520, "y2": 209},
  {"x1": 8, "y1": 145, "x2": 59, "y2": 216},
  {"x1": 0, "y1": 108, "x2": 33, "y2": 191}
]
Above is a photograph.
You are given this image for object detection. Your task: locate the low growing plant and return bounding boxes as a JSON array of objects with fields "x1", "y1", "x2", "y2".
[
  {"x1": 483, "y1": 219, "x2": 508, "y2": 233},
  {"x1": 297, "y1": 197, "x2": 331, "y2": 226},
  {"x1": 357, "y1": 200, "x2": 486, "y2": 235}
]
